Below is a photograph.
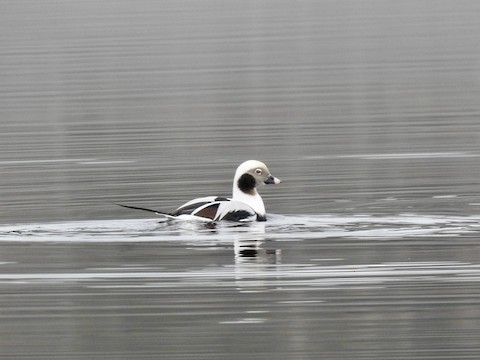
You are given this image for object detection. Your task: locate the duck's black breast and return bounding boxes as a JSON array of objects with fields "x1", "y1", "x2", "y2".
[
  {"x1": 221, "y1": 209, "x2": 259, "y2": 222},
  {"x1": 256, "y1": 214, "x2": 267, "y2": 222}
]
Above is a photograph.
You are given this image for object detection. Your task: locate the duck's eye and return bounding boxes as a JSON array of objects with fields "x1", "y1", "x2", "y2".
[{"x1": 255, "y1": 168, "x2": 263, "y2": 175}]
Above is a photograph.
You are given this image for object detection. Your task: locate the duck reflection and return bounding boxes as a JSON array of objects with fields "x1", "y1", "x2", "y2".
[
  {"x1": 231, "y1": 220, "x2": 281, "y2": 265},
  {"x1": 233, "y1": 238, "x2": 282, "y2": 293},
  {"x1": 234, "y1": 239, "x2": 281, "y2": 265}
]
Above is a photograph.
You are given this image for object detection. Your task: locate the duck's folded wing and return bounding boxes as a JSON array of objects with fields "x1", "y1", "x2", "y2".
[
  {"x1": 192, "y1": 200, "x2": 258, "y2": 222},
  {"x1": 172, "y1": 196, "x2": 225, "y2": 216}
]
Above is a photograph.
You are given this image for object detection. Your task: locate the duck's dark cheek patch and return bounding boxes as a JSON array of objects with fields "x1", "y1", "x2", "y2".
[{"x1": 237, "y1": 173, "x2": 256, "y2": 195}]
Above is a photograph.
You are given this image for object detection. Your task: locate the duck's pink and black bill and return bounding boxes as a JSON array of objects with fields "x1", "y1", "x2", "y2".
[{"x1": 265, "y1": 175, "x2": 281, "y2": 185}]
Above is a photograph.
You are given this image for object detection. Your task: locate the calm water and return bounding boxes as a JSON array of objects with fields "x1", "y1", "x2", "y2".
[{"x1": 1, "y1": 0, "x2": 480, "y2": 359}]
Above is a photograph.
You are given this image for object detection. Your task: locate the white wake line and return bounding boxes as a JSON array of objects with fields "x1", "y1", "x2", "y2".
[
  {"x1": 0, "y1": 214, "x2": 478, "y2": 242},
  {"x1": 272, "y1": 227, "x2": 473, "y2": 241},
  {"x1": 1, "y1": 262, "x2": 479, "y2": 282},
  {"x1": 271, "y1": 214, "x2": 480, "y2": 226},
  {"x1": 0, "y1": 227, "x2": 473, "y2": 243}
]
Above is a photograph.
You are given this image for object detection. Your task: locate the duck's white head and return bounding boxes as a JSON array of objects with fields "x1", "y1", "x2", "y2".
[{"x1": 232, "y1": 160, "x2": 281, "y2": 216}]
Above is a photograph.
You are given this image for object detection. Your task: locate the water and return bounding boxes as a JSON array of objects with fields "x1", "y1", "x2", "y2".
[
  {"x1": 1, "y1": 216, "x2": 480, "y2": 359},
  {"x1": 1, "y1": 0, "x2": 480, "y2": 359}
]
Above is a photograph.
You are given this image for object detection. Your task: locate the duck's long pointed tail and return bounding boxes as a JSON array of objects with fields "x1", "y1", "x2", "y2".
[{"x1": 116, "y1": 203, "x2": 174, "y2": 219}]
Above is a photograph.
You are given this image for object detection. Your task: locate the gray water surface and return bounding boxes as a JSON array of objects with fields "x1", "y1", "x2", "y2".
[
  {"x1": 0, "y1": 215, "x2": 480, "y2": 359},
  {"x1": 1, "y1": 0, "x2": 480, "y2": 359},
  {"x1": 1, "y1": 215, "x2": 480, "y2": 359}
]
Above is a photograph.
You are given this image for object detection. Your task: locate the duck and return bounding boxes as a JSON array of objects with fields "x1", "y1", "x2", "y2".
[{"x1": 118, "y1": 160, "x2": 281, "y2": 222}]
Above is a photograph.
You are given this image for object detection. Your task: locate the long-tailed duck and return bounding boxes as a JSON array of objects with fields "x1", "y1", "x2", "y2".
[{"x1": 119, "y1": 160, "x2": 281, "y2": 222}]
